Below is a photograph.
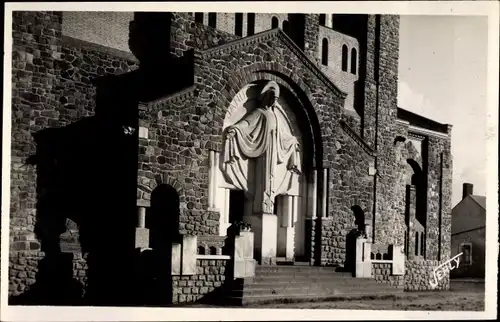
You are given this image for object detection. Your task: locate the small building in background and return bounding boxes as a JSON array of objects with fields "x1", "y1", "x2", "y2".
[{"x1": 451, "y1": 183, "x2": 486, "y2": 279}]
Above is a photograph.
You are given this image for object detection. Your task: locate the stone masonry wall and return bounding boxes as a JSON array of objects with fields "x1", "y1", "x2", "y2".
[
  {"x1": 10, "y1": 10, "x2": 138, "y2": 296},
  {"x1": 369, "y1": 16, "x2": 407, "y2": 247},
  {"x1": 137, "y1": 95, "x2": 221, "y2": 236},
  {"x1": 426, "y1": 133, "x2": 453, "y2": 261},
  {"x1": 9, "y1": 251, "x2": 88, "y2": 298},
  {"x1": 11, "y1": 11, "x2": 138, "y2": 246},
  {"x1": 371, "y1": 259, "x2": 450, "y2": 291},
  {"x1": 405, "y1": 259, "x2": 450, "y2": 291},
  {"x1": 156, "y1": 29, "x2": 347, "y2": 240},
  {"x1": 170, "y1": 12, "x2": 240, "y2": 58},
  {"x1": 322, "y1": 126, "x2": 375, "y2": 266},
  {"x1": 371, "y1": 261, "x2": 404, "y2": 288},
  {"x1": 172, "y1": 259, "x2": 229, "y2": 304}
]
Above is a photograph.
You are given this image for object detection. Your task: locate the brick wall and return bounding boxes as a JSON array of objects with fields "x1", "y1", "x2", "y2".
[
  {"x1": 318, "y1": 26, "x2": 359, "y2": 113},
  {"x1": 62, "y1": 12, "x2": 133, "y2": 53}
]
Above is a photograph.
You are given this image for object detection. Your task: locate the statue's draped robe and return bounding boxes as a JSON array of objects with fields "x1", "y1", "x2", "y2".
[{"x1": 222, "y1": 104, "x2": 301, "y2": 203}]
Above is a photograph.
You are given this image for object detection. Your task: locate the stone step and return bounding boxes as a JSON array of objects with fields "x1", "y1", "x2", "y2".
[
  {"x1": 247, "y1": 275, "x2": 372, "y2": 285},
  {"x1": 256, "y1": 265, "x2": 341, "y2": 271},
  {"x1": 243, "y1": 277, "x2": 385, "y2": 288},
  {"x1": 234, "y1": 283, "x2": 399, "y2": 297},
  {"x1": 228, "y1": 289, "x2": 403, "y2": 305},
  {"x1": 255, "y1": 268, "x2": 352, "y2": 276},
  {"x1": 251, "y1": 273, "x2": 354, "y2": 281}
]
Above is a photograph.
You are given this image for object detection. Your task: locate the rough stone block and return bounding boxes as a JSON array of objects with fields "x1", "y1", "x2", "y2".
[
  {"x1": 392, "y1": 245, "x2": 405, "y2": 275},
  {"x1": 134, "y1": 227, "x2": 149, "y2": 249},
  {"x1": 138, "y1": 126, "x2": 149, "y2": 139},
  {"x1": 234, "y1": 231, "x2": 254, "y2": 260},
  {"x1": 171, "y1": 243, "x2": 182, "y2": 275},
  {"x1": 181, "y1": 235, "x2": 197, "y2": 275}
]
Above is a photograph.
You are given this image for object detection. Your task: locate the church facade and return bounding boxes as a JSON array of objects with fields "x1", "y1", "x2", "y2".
[{"x1": 8, "y1": 11, "x2": 453, "y2": 305}]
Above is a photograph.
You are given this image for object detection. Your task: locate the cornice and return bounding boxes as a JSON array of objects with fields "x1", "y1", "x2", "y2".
[
  {"x1": 141, "y1": 85, "x2": 197, "y2": 110},
  {"x1": 408, "y1": 132, "x2": 426, "y2": 141},
  {"x1": 195, "y1": 28, "x2": 347, "y2": 100},
  {"x1": 339, "y1": 120, "x2": 376, "y2": 157}
]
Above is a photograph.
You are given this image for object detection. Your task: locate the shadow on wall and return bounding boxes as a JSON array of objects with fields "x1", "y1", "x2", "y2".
[
  {"x1": 9, "y1": 253, "x2": 84, "y2": 306},
  {"x1": 138, "y1": 184, "x2": 181, "y2": 306},
  {"x1": 10, "y1": 12, "x2": 194, "y2": 307},
  {"x1": 338, "y1": 205, "x2": 366, "y2": 275}
]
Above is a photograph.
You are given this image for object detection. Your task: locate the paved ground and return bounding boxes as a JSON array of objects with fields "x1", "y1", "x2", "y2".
[
  {"x1": 248, "y1": 280, "x2": 485, "y2": 311},
  {"x1": 188, "y1": 280, "x2": 485, "y2": 311}
]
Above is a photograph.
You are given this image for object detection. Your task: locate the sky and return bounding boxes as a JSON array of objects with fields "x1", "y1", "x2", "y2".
[{"x1": 397, "y1": 15, "x2": 488, "y2": 207}]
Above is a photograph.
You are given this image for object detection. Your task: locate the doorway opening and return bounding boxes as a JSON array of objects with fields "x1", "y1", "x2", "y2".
[{"x1": 229, "y1": 189, "x2": 245, "y2": 224}]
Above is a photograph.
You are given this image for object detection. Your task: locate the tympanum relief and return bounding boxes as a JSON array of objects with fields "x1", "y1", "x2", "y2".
[{"x1": 220, "y1": 81, "x2": 302, "y2": 214}]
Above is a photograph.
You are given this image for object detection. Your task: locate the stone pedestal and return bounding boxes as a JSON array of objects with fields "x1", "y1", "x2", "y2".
[
  {"x1": 246, "y1": 213, "x2": 277, "y2": 265},
  {"x1": 355, "y1": 238, "x2": 372, "y2": 278},
  {"x1": 181, "y1": 235, "x2": 197, "y2": 275},
  {"x1": 171, "y1": 235, "x2": 197, "y2": 276},
  {"x1": 171, "y1": 242, "x2": 181, "y2": 275},
  {"x1": 135, "y1": 228, "x2": 150, "y2": 249},
  {"x1": 391, "y1": 245, "x2": 405, "y2": 275},
  {"x1": 277, "y1": 195, "x2": 297, "y2": 260},
  {"x1": 234, "y1": 231, "x2": 256, "y2": 278}
]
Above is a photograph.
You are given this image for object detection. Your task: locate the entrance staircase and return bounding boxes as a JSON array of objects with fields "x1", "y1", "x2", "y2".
[{"x1": 225, "y1": 262, "x2": 403, "y2": 305}]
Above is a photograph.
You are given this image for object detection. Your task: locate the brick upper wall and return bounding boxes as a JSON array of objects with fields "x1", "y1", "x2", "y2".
[{"x1": 62, "y1": 12, "x2": 133, "y2": 53}]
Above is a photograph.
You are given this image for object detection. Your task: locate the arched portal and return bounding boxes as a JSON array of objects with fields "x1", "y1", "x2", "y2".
[{"x1": 211, "y1": 80, "x2": 318, "y2": 264}]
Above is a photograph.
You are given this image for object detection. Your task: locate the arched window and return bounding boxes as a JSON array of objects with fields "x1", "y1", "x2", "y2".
[
  {"x1": 319, "y1": 14, "x2": 326, "y2": 26},
  {"x1": 271, "y1": 16, "x2": 279, "y2": 29},
  {"x1": 282, "y1": 20, "x2": 289, "y2": 35},
  {"x1": 321, "y1": 38, "x2": 329, "y2": 65},
  {"x1": 197, "y1": 246, "x2": 205, "y2": 255},
  {"x1": 208, "y1": 12, "x2": 217, "y2": 28},
  {"x1": 209, "y1": 246, "x2": 217, "y2": 255},
  {"x1": 415, "y1": 232, "x2": 419, "y2": 256},
  {"x1": 350, "y1": 48, "x2": 357, "y2": 75},
  {"x1": 341, "y1": 44, "x2": 348, "y2": 72},
  {"x1": 247, "y1": 13, "x2": 255, "y2": 36},
  {"x1": 235, "y1": 13, "x2": 243, "y2": 36},
  {"x1": 194, "y1": 12, "x2": 204, "y2": 24},
  {"x1": 420, "y1": 232, "x2": 425, "y2": 257}
]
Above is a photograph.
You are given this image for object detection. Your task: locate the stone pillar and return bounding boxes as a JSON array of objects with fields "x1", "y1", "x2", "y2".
[
  {"x1": 135, "y1": 206, "x2": 149, "y2": 249},
  {"x1": 138, "y1": 207, "x2": 146, "y2": 228},
  {"x1": 248, "y1": 155, "x2": 278, "y2": 265},
  {"x1": 181, "y1": 235, "x2": 197, "y2": 275},
  {"x1": 406, "y1": 185, "x2": 417, "y2": 260},
  {"x1": 234, "y1": 231, "x2": 257, "y2": 278},
  {"x1": 364, "y1": 219, "x2": 372, "y2": 243},
  {"x1": 304, "y1": 14, "x2": 320, "y2": 63},
  {"x1": 355, "y1": 238, "x2": 372, "y2": 278},
  {"x1": 171, "y1": 242, "x2": 181, "y2": 275},
  {"x1": 282, "y1": 195, "x2": 296, "y2": 260},
  {"x1": 208, "y1": 150, "x2": 215, "y2": 209},
  {"x1": 391, "y1": 245, "x2": 405, "y2": 275},
  {"x1": 309, "y1": 170, "x2": 318, "y2": 219},
  {"x1": 248, "y1": 213, "x2": 277, "y2": 265},
  {"x1": 325, "y1": 14, "x2": 333, "y2": 29},
  {"x1": 321, "y1": 168, "x2": 328, "y2": 218}
]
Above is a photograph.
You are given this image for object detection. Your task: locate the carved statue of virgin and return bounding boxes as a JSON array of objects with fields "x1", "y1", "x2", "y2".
[{"x1": 221, "y1": 81, "x2": 301, "y2": 204}]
